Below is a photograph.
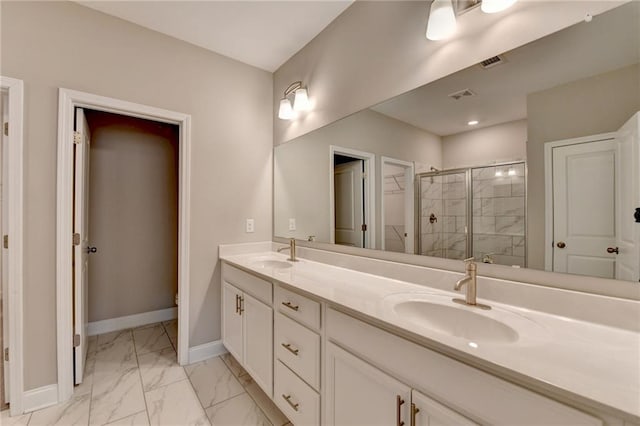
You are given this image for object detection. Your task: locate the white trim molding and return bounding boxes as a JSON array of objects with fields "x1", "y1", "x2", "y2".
[
  {"x1": 56, "y1": 88, "x2": 192, "y2": 404},
  {"x1": 88, "y1": 307, "x2": 178, "y2": 336},
  {"x1": 23, "y1": 384, "x2": 58, "y2": 413},
  {"x1": 188, "y1": 340, "x2": 227, "y2": 364},
  {"x1": 543, "y1": 132, "x2": 617, "y2": 272},
  {"x1": 1, "y1": 75, "x2": 25, "y2": 416},
  {"x1": 329, "y1": 145, "x2": 376, "y2": 249}
]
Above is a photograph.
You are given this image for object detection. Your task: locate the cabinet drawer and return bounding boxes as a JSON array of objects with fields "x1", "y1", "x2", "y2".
[
  {"x1": 275, "y1": 285, "x2": 320, "y2": 330},
  {"x1": 222, "y1": 262, "x2": 272, "y2": 305},
  {"x1": 274, "y1": 360, "x2": 320, "y2": 426},
  {"x1": 275, "y1": 312, "x2": 321, "y2": 390}
]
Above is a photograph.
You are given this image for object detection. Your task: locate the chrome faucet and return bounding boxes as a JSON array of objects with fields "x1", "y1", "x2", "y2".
[
  {"x1": 277, "y1": 238, "x2": 298, "y2": 262},
  {"x1": 453, "y1": 257, "x2": 490, "y2": 309}
]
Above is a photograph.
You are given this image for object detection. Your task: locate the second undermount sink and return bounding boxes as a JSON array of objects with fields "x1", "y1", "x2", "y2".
[
  {"x1": 393, "y1": 299, "x2": 519, "y2": 344},
  {"x1": 250, "y1": 258, "x2": 293, "y2": 270}
]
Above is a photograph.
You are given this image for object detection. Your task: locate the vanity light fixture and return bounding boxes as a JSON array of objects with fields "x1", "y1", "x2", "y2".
[
  {"x1": 426, "y1": 0, "x2": 518, "y2": 41},
  {"x1": 426, "y1": 0, "x2": 457, "y2": 41},
  {"x1": 278, "y1": 81, "x2": 310, "y2": 120}
]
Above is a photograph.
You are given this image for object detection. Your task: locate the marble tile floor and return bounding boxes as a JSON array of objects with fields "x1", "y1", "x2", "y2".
[{"x1": 1, "y1": 321, "x2": 290, "y2": 426}]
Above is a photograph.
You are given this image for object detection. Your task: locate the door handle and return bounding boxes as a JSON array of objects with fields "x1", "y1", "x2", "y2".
[
  {"x1": 86, "y1": 246, "x2": 97, "y2": 253},
  {"x1": 556, "y1": 241, "x2": 566, "y2": 249},
  {"x1": 607, "y1": 247, "x2": 619, "y2": 254}
]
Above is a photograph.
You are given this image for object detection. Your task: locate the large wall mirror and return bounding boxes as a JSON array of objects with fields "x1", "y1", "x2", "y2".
[{"x1": 274, "y1": 2, "x2": 640, "y2": 287}]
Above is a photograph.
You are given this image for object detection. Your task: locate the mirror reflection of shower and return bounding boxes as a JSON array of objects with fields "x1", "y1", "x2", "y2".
[{"x1": 418, "y1": 161, "x2": 526, "y2": 267}]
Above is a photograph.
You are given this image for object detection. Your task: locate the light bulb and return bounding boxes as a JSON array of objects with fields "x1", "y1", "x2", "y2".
[
  {"x1": 426, "y1": 0, "x2": 457, "y2": 41},
  {"x1": 508, "y1": 168, "x2": 516, "y2": 176},
  {"x1": 481, "y1": 0, "x2": 517, "y2": 14},
  {"x1": 468, "y1": 120, "x2": 479, "y2": 126},
  {"x1": 495, "y1": 170, "x2": 503, "y2": 177},
  {"x1": 278, "y1": 98, "x2": 294, "y2": 120},
  {"x1": 293, "y1": 87, "x2": 310, "y2": 111}
]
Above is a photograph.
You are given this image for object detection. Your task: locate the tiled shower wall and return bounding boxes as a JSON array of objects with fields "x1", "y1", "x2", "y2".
[
  {"x1": 420, "y1": 173, "x2": 467, "y2": 260},
  {"x1": 472, "y1": 163, "x2": 526, "y2": 267}
]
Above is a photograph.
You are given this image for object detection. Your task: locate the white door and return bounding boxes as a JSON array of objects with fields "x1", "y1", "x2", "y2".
[
  {"x1": 73, "y1": 107, "x2": 90, "y2": 384},
  {"x1": 552, "y1": 139, "x2": 617, "y2": 278},
  {"x1": 412, "y1": 389, "x2": 477, "y2": 426},
  {"x1": 325, "y1": 342, "x2": 411, "y2": 426},
  {"x1": 1, "y1": 91, "x2": 9, "y2": 402},
  {"x1": 222, "y1": 281, "x2": 243, "y2": 362},
  {"x1": 334, "y1": 160, "x2": 364, "y2": 247},
  {"x1": 615, "y1": 112, "x2": 640, "y2": 282},
  {"x1": 243, "y1": 293, "x2": 273, "y2": 397}
]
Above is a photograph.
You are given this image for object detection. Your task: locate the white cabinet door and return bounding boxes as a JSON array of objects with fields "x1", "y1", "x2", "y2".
[
  {"x1": 243, "y1": 292, "x2": 273, "y2": 397},
  {"x1": 222, "y1": 281, "x2": 243, "y2": 362},
  {"x1": 412, "y1": 389, "x2": 477, "y2": 426},
  {"x1": 325, "y1": 342, "x2": 411, "y2": 426}
]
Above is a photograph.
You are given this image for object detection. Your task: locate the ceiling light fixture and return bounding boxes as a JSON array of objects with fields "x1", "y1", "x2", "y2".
[
  {"x1": 468, "y1": 120, "x2": 479, "y2": 126},
  {"x1": 481, "y1": 0, "x2": 517, "y2": 13},
  {"x1": 278, "y1": 81, "x2": 310, "y2": 120},
  {"x1": 426, "y1": 0, "x2": 457, "y2": 41}
]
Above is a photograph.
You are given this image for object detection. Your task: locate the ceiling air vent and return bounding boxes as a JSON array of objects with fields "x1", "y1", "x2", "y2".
[
  {"x1": 480, "y1": 55, "x2": 505, "y2": 69},
  {"x1": 448, "y1": 89, "x2": 476, "y2": 101}
]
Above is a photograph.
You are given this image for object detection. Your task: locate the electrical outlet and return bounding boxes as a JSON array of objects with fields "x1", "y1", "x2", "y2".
[
  {"x1": 289, "y1": 218, "x2": 296, "y2": 231},
  {"x1": 246, "y1": 218, "x2": 254, "y2": 233}
]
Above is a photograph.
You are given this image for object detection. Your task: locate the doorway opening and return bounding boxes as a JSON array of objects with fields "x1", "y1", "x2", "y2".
[
  {"x1": 329, "y1": 146, "x2": 375, "y2": 249},
  {"x1": 57, "y1": 88, "x2": 192, "y2": 404},
  {"x1": 381, "y1": 157, "x2": 415, "y2": 254}
]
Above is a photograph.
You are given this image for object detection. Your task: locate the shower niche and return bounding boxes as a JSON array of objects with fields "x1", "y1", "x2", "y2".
[{"x1": 418, "y1": 162, "x2": 526, "y2": 267}]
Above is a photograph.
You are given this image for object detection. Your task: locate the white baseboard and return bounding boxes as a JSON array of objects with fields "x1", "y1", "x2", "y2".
[
  {"x1": 188, "y1": 340, "x2": 227, "y2": 364},
  {"x1": 23, "y1": 384, "x2": 58, "y2": 413},
  {"x1": 88, "y1": 307, "x2": 177, "y2": 336}
]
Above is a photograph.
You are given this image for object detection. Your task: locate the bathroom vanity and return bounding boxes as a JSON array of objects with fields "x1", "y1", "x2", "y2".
[{"x1": 219, "y1": 243, "x2": 640, "y2": 426}]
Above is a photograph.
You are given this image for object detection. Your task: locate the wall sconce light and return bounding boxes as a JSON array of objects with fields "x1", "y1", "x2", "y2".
[
  {"x1": 426, "y1": 0, "x2": 517, "y2": 41},
  {"x1": 278, "y1": 81, "x2": 310, "y2": 120}
]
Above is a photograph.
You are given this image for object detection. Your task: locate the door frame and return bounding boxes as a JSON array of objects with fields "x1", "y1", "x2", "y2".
[
  {"x1": 0, "y1": 76, "x2": 25, "y2": 416},
  {"x1": 56, "y1": 88, "x2": 192, "y2": 403},
  {"x1": 329, "y1": 146, "x2": 376, "y2": 249},
  {"x1": 380, "y1": 157, "x2": 414, "y2": 253},
  {"x1": 543, "y1": 132, "x2": 617, "y2": 271}
]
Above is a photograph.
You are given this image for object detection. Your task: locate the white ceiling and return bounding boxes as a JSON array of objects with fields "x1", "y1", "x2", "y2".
[
  {"x1": 77, "y1": 1, "x2": 353, "y2": 72},
  {"x1": 372, "y1": 2, "x2": 639, "y2": 136}
]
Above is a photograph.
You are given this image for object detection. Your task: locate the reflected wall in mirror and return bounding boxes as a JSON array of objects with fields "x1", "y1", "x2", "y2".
[{"x1": 274, "y1": 1, "x2": 640, "y2": 282}]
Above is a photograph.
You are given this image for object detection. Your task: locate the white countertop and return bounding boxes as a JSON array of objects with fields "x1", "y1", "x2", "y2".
[{"x1": 220, "y1": 250, "x2": 640, "y2": 421}]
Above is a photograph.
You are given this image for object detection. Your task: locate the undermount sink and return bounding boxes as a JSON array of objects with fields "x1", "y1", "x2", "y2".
[
  {"x1": 393, "y1": 300, "x2": 519, "y2": 344},
  {"x1": 251, "y1": 259, "x2": 293, "y2": 269}
]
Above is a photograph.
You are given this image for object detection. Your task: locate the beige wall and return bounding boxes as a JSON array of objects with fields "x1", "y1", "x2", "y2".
[
  {"x1": 274, "y1": 1, "x2": 623, "y2": 145},
  {"x1": 275, "y1": 109, "x2": 441, "y2": 246},
  {"x1": 442, "y1": 120, "x2": 527, "y2": 170},
  {"x1": 526, "y1": 64, "x2": 640, "y2": 269},
  {"x1": 1, "y1": 1, "x2": 273, "y2": 390},
  {"x1": 86, "y1": 111, "x2": 178, "y2": 322}
]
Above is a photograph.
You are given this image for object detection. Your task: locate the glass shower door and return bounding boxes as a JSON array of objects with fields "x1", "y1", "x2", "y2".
[{"x1": 418, "y1": 170, "x2": 469, "y2": 260}]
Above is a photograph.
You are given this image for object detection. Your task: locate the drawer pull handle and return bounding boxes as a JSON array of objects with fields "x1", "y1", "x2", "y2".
[
  {"x1": 282, "y1": 301, "x2": 299, "y2": 311},
  {"x1": 410, "y1": 403, "x2": 419, "y2": 426},
  {"x1": 396, "y1": 395, "x2": 405, "y2": 426},
  {"x1": 239, "y1": 296, "x2": 244, "y2": 315},
  {"x1": 235, "y1": 294, "x2": 239, "y2": 314},
  {"x1": 282, "y1": 394, "x2": 299, "y2": 411},
  {"x1": 281, "y1": 342, "x2": 299, "y2": 356}
]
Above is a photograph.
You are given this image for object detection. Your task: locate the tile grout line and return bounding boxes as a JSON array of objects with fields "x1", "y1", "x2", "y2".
[
  {"x1": 131, "y1": 328, "x2": 152, "y2": 426},
  {"x1": 183, "y1": 364, "x2": 213, "y2": 425}
]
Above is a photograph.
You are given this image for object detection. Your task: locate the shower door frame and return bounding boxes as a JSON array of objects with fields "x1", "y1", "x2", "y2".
[
  {"x1": 416, "y1": 160, "x2": 527, "y2": 265},
  {"x1": 416, "y1": 168, "x2": 472, "y2": 259}
]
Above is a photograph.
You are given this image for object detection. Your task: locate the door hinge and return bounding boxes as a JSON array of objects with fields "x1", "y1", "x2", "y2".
[
  {"x1": 73, "y1": 131, "x2": 82, "y2": 144},
  {"x1": 4, "y1": 348, "x2": 8, "y2": 362},
  {"x1": 362, "y1": 172, "x2": 367, "y2": 180},
  {"x1": 3, "y1": 235, "x2": 7, "y2": 249},
  {"x1": 361, "y1": 224, "x2": 367, "y2": 232},
  {"x1": 73, "y1": 334, "x2": 81, "y2": 347},
  {"x1": 3, "y1": 122, "x2": 8, "y2": 136},
  {"x1": 73, "y1": 233, "x2": 81, "y2": 246}
]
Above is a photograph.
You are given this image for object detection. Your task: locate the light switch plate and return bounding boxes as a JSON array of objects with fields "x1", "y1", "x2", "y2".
[
  {"x1": 289, "y1": 218, "x2": 296, "y2": 231},
  {"x1": 246, "y1": 219, "x2": 254, "y2": 233}
]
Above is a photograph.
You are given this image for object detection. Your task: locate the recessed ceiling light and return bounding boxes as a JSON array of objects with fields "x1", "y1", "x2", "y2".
[{"x1": 468, "y1": 120, "x2": 479, "y2": 126}]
